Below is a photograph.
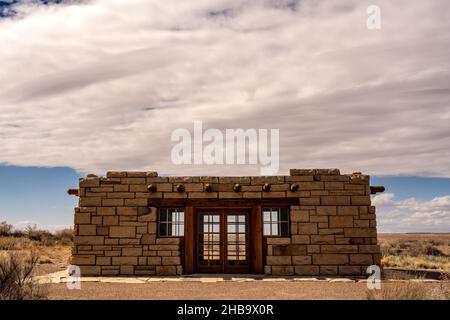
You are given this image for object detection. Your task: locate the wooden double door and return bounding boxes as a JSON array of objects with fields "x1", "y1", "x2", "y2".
[{"x1": 195, "y1": 209, "x2": 252, "y2": 273}]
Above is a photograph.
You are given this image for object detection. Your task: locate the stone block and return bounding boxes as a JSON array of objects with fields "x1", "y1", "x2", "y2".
[
  {"x1": 352, "y1": 196, "x2": 371, "y2": 205},
  {"x1": 320, "y1": 266, "x2": 338, "y2": 275},
  {"x1": 243, "y1": 192, "x2": 262, "y2": 198},
  {"x1": 107, "y1": 171, "x2": 127, "y2": 178},
  {"x1": 266, "y1": 237, "x2": 291, "y2": 245},
  {"x1": 96, "y1": 257, "x2": 111, "y2": 266},
  {"x1": 337, "y1": 206, "x2": 359, "y2": 215},
  {"x1": 321, "y1": 196, "x2": 350, "y2": 205},
  {"x1": 294, "y1": 265, "x2": 319, "y2": 275},
  {"x1": 310, "y1": 235, "x2": 335, "y2": 244},
  {"x1": 262, "y1": 192, "x2": 286, "y2": 198},
  {"x1": 266, "y1": 256, "x2": 291, "y2": 265},
  {"x1": 271, "y1": 266, "x2": 294, "y2": 276},
  {"x1": 321, "y1": 245, "x2": 358, "y2": 253},
  {"x1": 112, "y1": 257, "x2": 138, "y2": 265},
  {"x1": 156, "y1": 238, "x2": 180, "y2": 245},
  {"x1": 102, "y1": 199, "x2": 124, "y2": 206},
  {"x1": 344, "y1": 228, "x2": 376, "y2": 238},
  {"x1": 156, "y1": 266, "x2": 177, "y2": 275},
  {"x1": 290, "y1": 169, "x2": 316, "y2": 176},
  {"x1": 218, "y1": 192, "x2": 242, "y2": 199},
  {"x1": 80, "y1": 178, "x2": 100, "y2": 188},
  {"x1": 79, "y1": 197, "x2": 102, "y2": 207},
  {"x1": 117, "y1": 207, "x2": 138, "y2": 216},
  {"x1": 103, "y1": 216, "x2": 119, "y2": 225},
  {"x1": 349, "y1": 254, "x2": 373, "y2": 265},
  {"x1": 273, "y1": 245, "x2": 307, "y2": 256},
  {"x1": 72, "y1": 255, "x2": 95, "y2": 265},
  {"x1": 291, "y1": 235, "x2": 310, "y2": 244},
  {"x1": 74, "y1": 212, "x2": 91, "y2": 224},
  {"x1": 74, "y1": 236, "x2": 104, "y2": 245},
  {"x1": 162, "y1": 257, "x2": 180, "y2": 265},
  {"x1": 300, "y1": 198, "x2": 320, "y2": 205},
  {"x1": 329, "y1": 216, "x2": 353, "y2": 228},
  {"x1": 78, "y1": 225, "x2": 96, "y2": 236},
  {"x1": 339, "y1": 266, "x2": 362, "y2": 276},
  {"x1": 121, "y1": 178, "x2": 146, "y2": 184},
  {"x1": 122, "y1": 248, "x2": 143, "y2": 256},
  {"x1": 79, "y1": 266, "x2": 101, "y2": 276},
  {"x1": 97, "y1": 207, "x2": 116, "y2": 215},
  {"x1": 141, "y1": 234, "x2": 156, "y2": 245},
  {"x1": 291, "y1": 210, "x2": 310, "y2": 222},
  {"x1": 313, "y1": 254, "x2": 348, "y2": 265},
  {"x1": 298, "y1": 223, "x2": 318, "y2": 235},
  {"x1": 125, "y1": 199, "x2": 148, "y2": 206},
  {"x1": 189, "y1": 192, "x2": 218, "y2": 199},
  {"x1": 120, "y1": 265, "x2": 135, "y2": 275},
  {"x1": 110, "y1": 226, "x2": 135, "y2": 238},
  {"x1": 292, "y1": 256, "x2": 311, "y2": 265},
  {"x1": 298, "y1": 182, "x2": 324, "y2": 190},
  {"x1": 163, "y1": 192, "x2": 187, "y2": 199}
]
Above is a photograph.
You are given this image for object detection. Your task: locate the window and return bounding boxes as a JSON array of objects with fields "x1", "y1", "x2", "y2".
[
  {"x1": 158, "y1": 208, "x2": 184, "y2": 237},
  {"x1": 263, "y1": 207, "x2": 289, "y2": 236}
]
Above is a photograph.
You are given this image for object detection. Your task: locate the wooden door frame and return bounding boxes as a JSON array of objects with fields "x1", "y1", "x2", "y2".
[
  {"x1": 177, "y1": 199, "x2": 298, "y2": 274},
  {"x1": 193, "y1": 208, "x2": 253, "y2": 274}
]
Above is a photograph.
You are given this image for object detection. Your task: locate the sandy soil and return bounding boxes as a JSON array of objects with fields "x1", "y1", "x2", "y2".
[{"x1": 44, "y1": 281, "x2": 450, "y2": 300}]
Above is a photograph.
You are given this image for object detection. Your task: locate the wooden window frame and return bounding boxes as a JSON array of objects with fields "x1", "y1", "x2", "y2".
[
  {"x1": 262, "y1": 207, "x2": 290, "y2": 237},
  {"x1": 157, "y1": 207, "x2": 185, "y2": 237}
]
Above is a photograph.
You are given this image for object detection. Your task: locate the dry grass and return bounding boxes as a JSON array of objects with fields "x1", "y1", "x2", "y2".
[
  {"x1": 367, "y1": 275, "x2": 450, "y2": 300},
  {"x1": 378, "y1": 233, "x2": 450, "y2": 272},
  {"x1": 0, "y1": 250, "x2": 48, "y2": 300}
]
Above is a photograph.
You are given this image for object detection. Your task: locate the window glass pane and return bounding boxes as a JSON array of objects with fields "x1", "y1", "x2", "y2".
[
  {"x1": 271, "y1": 223, "x2": 278, "y2": 236},
  {"x1": 159, "y1": 209, "x2": 167, "y2": 223},
  {"x1": 271, "y1": 210, "x2": 278, "y2": 222},
  {"x1": 160, "y1": 223, "x2": 167, "y2": 236},
  {"x1": 158, "y1": 208, "x2": 184, "y2": 237},
  {"x1": 263, "y1": 224, "x2": 271, "y2": 236},
  {"x1": 263, "y1": 210, "x2": 271, "y2": 223},
  {"x1": 280, "y1": 207, "x2": 289, "y2": 221},
  {"x1": 280, "y1": 222, "x2": 289, "y2": 236}
]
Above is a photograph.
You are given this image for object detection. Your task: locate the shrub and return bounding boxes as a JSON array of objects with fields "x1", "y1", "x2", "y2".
[
  {"x1": 24, "y1": 225, "x2": 53, "y2": 242},
  {"x1": 0, "y1": 251, "x2": 47, "y2": 300},
  {"x1": 0, "y1": 221, "x2": 13, "y2": 237},
  {"x1": 53, "y1": 228, "x2": 74, "y2": 245},
  {"x1": 425, "y1": 245, "x2": 445, "y2": 257}
]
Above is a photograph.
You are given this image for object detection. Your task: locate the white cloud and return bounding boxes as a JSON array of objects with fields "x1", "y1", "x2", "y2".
[
  {"x1": 375, "y1": 194, "x2": 450, "y2": 232},
  {"x1": 371, "y1": 192, "x2": 395, "y2": 207},
  {"x1": 1, "y1": 0, "x2": 450, "y2": 177}
]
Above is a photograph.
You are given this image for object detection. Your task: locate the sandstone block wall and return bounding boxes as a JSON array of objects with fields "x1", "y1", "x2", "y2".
[
  {"x1": 265, "y1": 170, "x2": 380, "y2": 276},
  {"x1": 71, "y1": 169, "x2": 381, "y2": 276}
]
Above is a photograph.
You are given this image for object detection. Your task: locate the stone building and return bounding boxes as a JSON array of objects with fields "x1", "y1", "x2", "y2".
[{"x1": 69, "y1": 169, "x2": 383, "y2": 276}]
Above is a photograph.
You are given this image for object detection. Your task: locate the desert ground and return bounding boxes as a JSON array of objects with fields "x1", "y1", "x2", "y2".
[{"x1": 1, "y1": 227, "x2": 449, "y2": 300}]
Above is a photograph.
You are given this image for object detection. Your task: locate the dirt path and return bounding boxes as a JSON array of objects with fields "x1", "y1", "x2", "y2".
[{"x1": 44, "y1": 281, "x2": 449, "y2": 300}]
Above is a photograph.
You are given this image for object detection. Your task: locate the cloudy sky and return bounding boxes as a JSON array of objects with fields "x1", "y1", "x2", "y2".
[{"x1": 0, "y1": 0, "x2": 449, "y2": 232}]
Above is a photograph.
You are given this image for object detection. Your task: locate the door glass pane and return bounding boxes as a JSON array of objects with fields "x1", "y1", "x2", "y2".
[
  {"x1": 226, "y1": 214, "x2": 248, "y2": 265},
  {"x1": 199, "y1": 213, "x2": 221, "y2": 266}
]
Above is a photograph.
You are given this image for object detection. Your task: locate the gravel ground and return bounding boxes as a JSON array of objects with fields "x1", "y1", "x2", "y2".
[{"x1": 43, "y1": 281, "x2": 449, "y2": 300}]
